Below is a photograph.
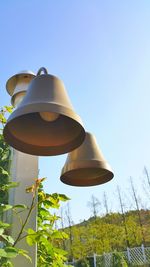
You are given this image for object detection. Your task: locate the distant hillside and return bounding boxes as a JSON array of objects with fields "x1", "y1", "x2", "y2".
[{"x1": 61, "y1": 209, "x2": 150, "y2": 261}]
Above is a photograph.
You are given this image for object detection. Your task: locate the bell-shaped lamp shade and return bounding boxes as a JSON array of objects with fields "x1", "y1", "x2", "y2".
[
  {"x1": 6, "y1": 70, "x2": 36, "y2": 107},
  {"x1": 60, "y1": 132, "x2": 114, "y2": 186},
  {"x1": 4, "y1": 71, "x2": 85, "y2": 156}
]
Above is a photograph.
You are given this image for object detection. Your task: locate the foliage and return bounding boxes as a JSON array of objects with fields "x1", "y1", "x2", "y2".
[
  {"x1": 0, "y1": 178, "x2": 71, "y2": 266},
  {"x1": 0, "y1": 106, "x2": 13, "y2": 209},
  {"x1": 37, "y1": 180, "x2": 70, "y2": 266},
  {"x1": 111, "y1": 251, "x2": 128, "y2": 267},
  {"x1": 62, "y1": 210, "x2": 150, "y2": 260},
  {"x1": 0, "y1": 106, "x2": 71, "y2": 266},
  {"x1": 75, "y1": 258, "x2": 90, "y2": 267}
]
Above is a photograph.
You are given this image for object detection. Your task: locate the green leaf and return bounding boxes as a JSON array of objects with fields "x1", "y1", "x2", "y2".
[
  {"x1": 61, "y1": 231, "x2": 68, "y2": 239},
  {"x1": 27, "y1": 228, "x2": 36, "y2": 235},
  {"x1": 42, "y1": 200, "x2": 54, "y2": 209},
  {"x1": 0, "y1": 247, "x2": 18, "y2": 259},
  {"x1": 0, "y1": 114, "x2": 6, "y2": 124},
  {"x1": 0, "y1": 248, "x2": 7, "y2": 257},
  {"x1": 58, "y1": 194, "x2": 70, "y2": 201},
  {"x1": 53, "y1": 247, "x2": 68, "y2": 256},
  {"x1": 4, "y1": 106, "x2": 13, "y2": 113},
  {"x1": 26, "y1": 236, "x2": 34, "y2": 246},
  {"x1": 43, "y1": 199, "x2": 59, "y2": 209},
  {"x1": 1, "y1": 235, "x2": 14, "y2": 245},
  {"x1": 0, "y1": 221, "x2": 10, "y2": 229},
  {"x1": 51, "y1": 193, "x2": 59, "y2": 199},
  {"x1": 4, "y1": 247, "x2": 19, "y2": 258},
  {"x1": 1, "y1": 260, "x2": 13, "y2": 267},
  {"x1": 38, "y1": 207, "x2": 50, "y2": 217},
  {"x1": 0, "y1": 167, "x2": 9, "y2": 177},
  {"x1": 2, "y1": 182, "x2": 19, "y2": 191},
  {"x1": 0, "y1": 228, "x2": 4, "y2": 235},
  {"x1": 13, "y1": 204, "x2": 27, "y2": 209},
  {"x1": 38, "y1": 191, "x2": 46, "y2": 202},
  {"x1": 38, "y1": 254, "x2": 48, "y2": 263},
  {"x1": 51, "y1": 230, "x2": 68, "y2": 239},
  {"x1": 0, "y1": 148, "x2": 11, "y2": 162},
  {"x1": 0, "y1": 205, "x2": 13, "y2": 213},
  {"x1": 26, "y1": 229, "x2": 36, "y2": 246},
  {"x1": 18, "y1": 249, "x2": 32, "y2": 263}
]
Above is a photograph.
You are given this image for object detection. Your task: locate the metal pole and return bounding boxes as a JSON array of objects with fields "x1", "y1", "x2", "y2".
[
  {"x1": 141, "y1": 244, "x2": 147, "y2": 263},
  {"x1": 93, "y1": 253, "x2": 97, "y2": 267},
  {"x1": 127, "y1": 247, "x2": 131, "y2": 264}
]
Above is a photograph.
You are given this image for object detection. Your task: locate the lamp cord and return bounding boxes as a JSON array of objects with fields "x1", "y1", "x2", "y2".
[{"x1": 37, "y1": 67, "x2": 48, "y2": 75}]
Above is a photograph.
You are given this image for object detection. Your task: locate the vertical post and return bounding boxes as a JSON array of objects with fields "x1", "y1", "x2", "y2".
[
  {"x1": 10, "y1": 150, "x2": 38, "y2": 266},
  {"x1": 72, "y1": 258, "x2": 75, "y2": 266},
  {"x1": 93, "y1": 253, "x2": 97, "y2": 267},
  {"x1": 6, "y1": 71, "x2": 38, "y2": 266},
  {"x1": 127, "y1": 247, "x2": 131, "y2": 264},
  {"x1": 103, "y1": 252, "x2": 106, "y2": 267},
  {"x1": 141, "y1": 244, "x2": 147, "y2": 263}
]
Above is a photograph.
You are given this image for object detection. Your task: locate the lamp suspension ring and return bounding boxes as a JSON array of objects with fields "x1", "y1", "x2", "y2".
[{"x1": 37, "y1": 67, "x2": 48, "y2": 76}]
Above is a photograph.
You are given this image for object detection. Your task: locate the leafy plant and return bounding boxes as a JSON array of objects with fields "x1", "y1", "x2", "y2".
[
  {"x1": 0, "y1": 178, "x2": 71, "y2": 266},
  {"x1": 111, "y1": 251, "x2": 128, "y2": 267},
  {"x1": 0, "y1": 106, "x2": 13, "y2": 212},
  {"x1": 75, "y1": 258, "x2": 90, "y2": 267}
]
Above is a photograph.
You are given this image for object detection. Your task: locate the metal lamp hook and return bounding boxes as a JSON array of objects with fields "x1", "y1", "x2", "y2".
[{"x1": 37, "y1": 67, "x2": 48, "y2": 76}]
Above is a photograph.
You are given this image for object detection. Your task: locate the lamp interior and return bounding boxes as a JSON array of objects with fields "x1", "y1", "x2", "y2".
[{"x1": 4, "y1": 112, "x2": 85, "y2": 156}]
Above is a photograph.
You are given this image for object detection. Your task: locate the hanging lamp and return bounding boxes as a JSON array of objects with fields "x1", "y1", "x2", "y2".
[
  {"x1": 6, "y1": 70, "x2": 36, "y2": 107},
  {"x1": 60, "y1": 132, "x2": 114, "y2": 186},
  {"x1": 4, "y1": 67, "x2": 85, "y2": 156}
]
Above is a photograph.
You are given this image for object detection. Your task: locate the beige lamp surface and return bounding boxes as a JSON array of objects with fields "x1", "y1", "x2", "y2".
[
  {"x1": 60, "y1": 132, "x2": 114, "y2": 186},
  {"x1": 6, "y1": 70, "x2": 36, "y2": 106},
  {"x1": 4, "y1": 71, "x2": 85, "y2": 156}
]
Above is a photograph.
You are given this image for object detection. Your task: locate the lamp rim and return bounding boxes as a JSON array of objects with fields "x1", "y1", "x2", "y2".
[
  {"x1": 3, "y1": 115, "x2": 85, "y2": 156},
  {"x1": 6, "y1": 71, "x2": 36, "y2": 96},
  {"x1": 60, "y1": 160, "x2": 114, "y2": 186},
  {"x1": 3, "y1": 103, "x2": 85, "y2": 156},
  {"x1": 61, "y1": 159, "x2": 114, "y2": 175}
]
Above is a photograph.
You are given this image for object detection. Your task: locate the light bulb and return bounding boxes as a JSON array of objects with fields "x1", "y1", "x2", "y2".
[{"x1": 39, "y1": 111, "x2": 59, "y2": 122}]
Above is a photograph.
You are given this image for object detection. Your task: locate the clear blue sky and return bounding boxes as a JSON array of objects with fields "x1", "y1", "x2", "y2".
[{"x1": 1, "y1": 0, "x2": 150, "y2": 223}]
